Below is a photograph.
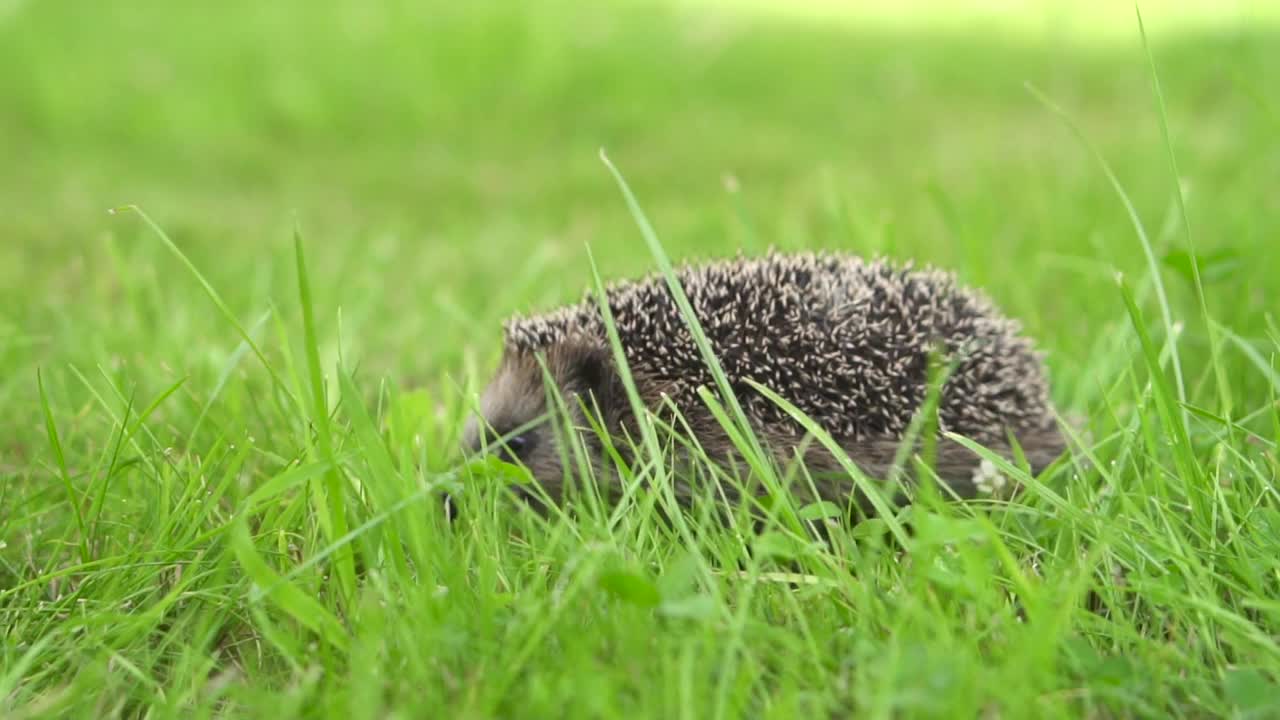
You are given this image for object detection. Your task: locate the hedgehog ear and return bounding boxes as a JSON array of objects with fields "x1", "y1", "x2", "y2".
[{"x1": 559, "y1": 342, "x2": 622, "y2": 421}]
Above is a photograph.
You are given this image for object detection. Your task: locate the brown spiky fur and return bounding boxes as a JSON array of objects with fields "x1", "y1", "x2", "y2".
[{"x1": 464, "y1": 251, "x2": 1065, "y2": 511}]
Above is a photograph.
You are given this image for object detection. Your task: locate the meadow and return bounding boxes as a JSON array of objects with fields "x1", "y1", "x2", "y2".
[{"x1": 2, "y1": 0, "x2": 1279, "y2": 717}]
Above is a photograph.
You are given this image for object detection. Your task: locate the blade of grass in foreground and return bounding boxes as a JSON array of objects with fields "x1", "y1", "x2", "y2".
[
  {"x1": 190, "y1": 307, "x2": 275, "y2": 440},
  {"x1": 597, "y1": 150, "x2": 821, "y2": 562},
  {"x1": 745, "y1": 379, "x2": 909, "y2": 548},
  {"x1": 109, "y1": 204, "x2": 300, "y2": 412},
  {"x1": 294, "y1": 225, "x2": 357, "y2": 607},
  {"x1": 1213, "y1": 322, "x2": 1280, "y2": 392},
  {"x1": 0, "y1": 634, "x2": 55, "y2": 707},
  {"x1": 1116, "y1": 272, "x2": 1206, "y2": 517},
  {"x1": 229, "y1": 513, "x2": 349, "y2": 653},
  {"x1": 338, "y1": 368, "x2": 413, "y2": 578},
  {"x1": 1136, "y1": 6, "x2": 1232, "y2": 419},
  {"x1": 598, "y1": 150, "x2": 775, "y2": 484},
  {"x1": 37, "y1": 369, "x2": 89, "y2": 564},
  {"x1": 1023, "y1": 83, "x2": 1189, "y2": 434},
  {"x1": 600, "y1": 150, "x2": 782, "y2": 720},
  {"x1": 584, "y1": 245, "x2": 729, "y2": 610}
]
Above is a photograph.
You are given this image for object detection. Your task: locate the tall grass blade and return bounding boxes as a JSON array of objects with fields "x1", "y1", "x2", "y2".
[
  {"x1": 36, "y1": 369, "x2": 89, "y2": 564},
  {"x1": 294, "y1": 225, "x2": 356, "y2": 606},
  {"x1": 1025, "y1": 83, "x2": 1189, "y2": 433},
  {"x1": 110, "y1": 204, "x2": 300, "y2": 411},
  {"x1": 229, "y1": 514, "x2": 349, "y2": 652},
  {"x1": 1135, "y1": 6, "x2": 1231, "y2": 417},
  {"x1": 1116, "y1": 272, "x2": 1206, "y2": 515}
]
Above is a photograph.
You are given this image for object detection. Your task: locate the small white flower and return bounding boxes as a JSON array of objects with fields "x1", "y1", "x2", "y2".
[{"x1": 972, "y1": 458, "x2": 1008, "y2": 495}]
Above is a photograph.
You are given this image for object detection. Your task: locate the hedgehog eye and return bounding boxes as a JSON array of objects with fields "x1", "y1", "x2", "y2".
[{"x1": 500, "y1": 432, "x2": 533, "y2": 461}]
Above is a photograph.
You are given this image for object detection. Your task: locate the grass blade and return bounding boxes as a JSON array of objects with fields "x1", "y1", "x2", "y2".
[
  {"x1": 294, "y1": 225, "x2": 356, "y2": 607},
  {"x1": 1116, "y1": 272, "x2": 1206, "y2": 514},
  {"x1": 1025, "y1": 82, "x2": 1189, "y2": 433},
  {"x1": 229, "y1": 514, "x2": 349, "y2": 652},
  {"x1": 36, "y1": 369, "x2": 89, "y2": 564},
  {"x1": 110, "y1": 204, "x2": 300, "y2": 412},
  {"x1": 745, "y1": 379, "x2": 909, "y2": 548},
  {"x1": 1135, "y1": 6, "x2": 1232, "y2": 418}
]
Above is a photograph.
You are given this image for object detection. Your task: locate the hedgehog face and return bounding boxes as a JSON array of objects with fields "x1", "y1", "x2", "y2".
[{"x1": 463, "y1": 339, "x2": 621, "y2": 504}]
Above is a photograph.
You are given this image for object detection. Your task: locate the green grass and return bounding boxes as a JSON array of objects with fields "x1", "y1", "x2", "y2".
[{"x1": 3, "y1": 0, "x2": 1279, "y2": 716}]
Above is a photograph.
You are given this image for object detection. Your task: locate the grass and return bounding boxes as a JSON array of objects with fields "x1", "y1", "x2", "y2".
[{"x1": 2, "y1": 0, "x2": 1279, "y2": 717}]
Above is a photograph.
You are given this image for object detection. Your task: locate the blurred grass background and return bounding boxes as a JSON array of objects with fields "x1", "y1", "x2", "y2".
[
  {"x1": 4, "y1": 0, "x2": 1275, "y2": 390},
  {"x1": 3, "y1": 0, "x2": 1279, "y2": 715}
]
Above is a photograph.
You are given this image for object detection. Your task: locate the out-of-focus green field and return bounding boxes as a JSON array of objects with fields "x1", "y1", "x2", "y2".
[{"x1": 2, "y1": 1, "x2": 1279, "y2": 717}]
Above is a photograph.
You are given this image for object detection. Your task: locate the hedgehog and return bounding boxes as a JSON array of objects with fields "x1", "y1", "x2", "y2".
[{"x1": 462, "y1": 250, "x2": 1065, "y2": 513}]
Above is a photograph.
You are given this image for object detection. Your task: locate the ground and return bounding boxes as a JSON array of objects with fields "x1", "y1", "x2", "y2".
[{"x1": 2, "y1": 0, "x2": 1279, "y2": 717}]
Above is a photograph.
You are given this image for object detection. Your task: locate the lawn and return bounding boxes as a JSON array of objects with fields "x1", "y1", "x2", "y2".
[{"x1": 2, "y1": 0, "x2": 1279, "y2": 717}]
